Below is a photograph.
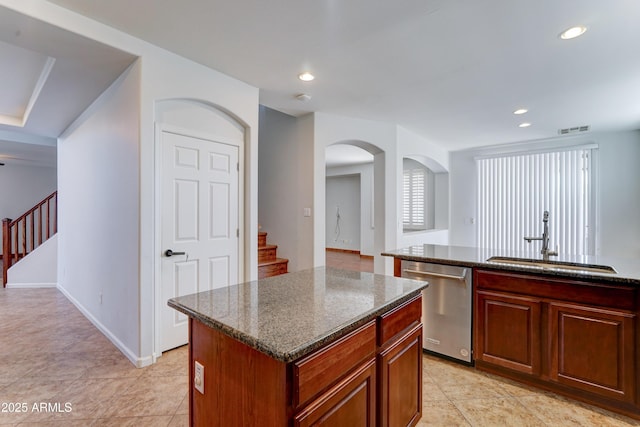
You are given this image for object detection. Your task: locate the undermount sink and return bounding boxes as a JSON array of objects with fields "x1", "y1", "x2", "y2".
[{"x1": 486, "y1": 256, "x2": 617, "y2": 274}]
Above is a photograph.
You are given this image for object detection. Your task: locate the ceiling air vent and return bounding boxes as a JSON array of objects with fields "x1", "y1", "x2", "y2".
[{"x1": 558, "y1": 125, "x2": 590, "y2": 135}]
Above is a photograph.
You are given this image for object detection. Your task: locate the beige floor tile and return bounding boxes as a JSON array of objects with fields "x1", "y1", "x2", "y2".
[
  {"x1": 14, "y1": 418, "x2": 97, "y2": 426},
  {"x1": 439, "y1": 381, "x2": 512, "y2": 401},
  {"x1": 168, "y1": 414, "x2": 189, "y2": 427},
  {"x1": 91, "y1": 415, "x2": 174, "y2": 426},
  {"x1": 518, "y1": 394, "x2": 640, "y2": 427},
  {"x1": 419, "y1": 400, "x2": 471, "y2": 426},
  {"x1": 175, "y1": 394, "x2": 189, "y2": 415},
  {"x1": 453, "y1": 398, "x2": 546, "y2": 427},
  {"x1": 98, "y1": 376, "x2": 188, "y2": 419},
  {"x1": 422, "y1": 379, "x2": 449, "y2": 402},
  {"x1": 141, "y1": 346, "x2": 189, "y2": 377}
]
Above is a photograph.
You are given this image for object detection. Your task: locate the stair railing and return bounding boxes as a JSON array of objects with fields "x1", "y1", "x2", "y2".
[{"x1": 2, "y1": 191, "x2": 57, "y2": 287}]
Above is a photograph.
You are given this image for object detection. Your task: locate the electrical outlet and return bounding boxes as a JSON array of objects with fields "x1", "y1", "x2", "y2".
[{"x1": 194, "y1": 361, "x2": 204, "y2": 394}]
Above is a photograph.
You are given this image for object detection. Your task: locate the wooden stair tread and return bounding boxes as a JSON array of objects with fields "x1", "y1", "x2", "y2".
[
  {"x1": 258, "y1": 244, "x2": 278, "y2": 250},
  {"x1": 258, "y1": 257, "x2": 289, "y2": 267},
  {"x1": 257, "y1": 230, "x2": 287, "y2": 278}
]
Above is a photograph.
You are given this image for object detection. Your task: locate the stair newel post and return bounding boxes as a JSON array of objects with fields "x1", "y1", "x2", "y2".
[{"x1": 2, "y1": 218, "x2": 11, "y2": 287}]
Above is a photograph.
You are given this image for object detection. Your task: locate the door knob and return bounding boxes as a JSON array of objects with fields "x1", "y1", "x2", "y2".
[{"x1": 165, "y1": 249, "x2": 186, "y2": 257}]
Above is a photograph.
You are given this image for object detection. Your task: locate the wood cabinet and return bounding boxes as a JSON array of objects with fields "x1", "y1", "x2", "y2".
[
  {"x1": 189, "y1": 294, "x2": 423, "y2": 426},
  {"x1": 378, "y1": 323, "x2": 422, "y2": 427},
  {"x1": 549, "y1": 301, "x2": 636, "y2": 402},
  {"x1": 475, "y1": 290, "x2": 541, "y2": 376},
  {"x1": 474, "y1": 269, "x2": 639, "y2": 418},
  {"x1": 377, "y1": 296, "x2": 423, "y2": 427}
]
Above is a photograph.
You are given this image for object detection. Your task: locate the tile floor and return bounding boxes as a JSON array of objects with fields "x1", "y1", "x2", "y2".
[
  {"x1": 0, "y1": 288, "x2": 188, "y2": 426},
  {"x1": 2, "y1": 269, "x2": 640, "y2": 425}
]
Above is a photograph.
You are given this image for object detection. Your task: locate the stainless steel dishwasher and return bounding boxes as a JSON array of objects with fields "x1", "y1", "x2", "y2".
[{"x1": 401, "y1": 260, "x2": 472, "y2": 364}]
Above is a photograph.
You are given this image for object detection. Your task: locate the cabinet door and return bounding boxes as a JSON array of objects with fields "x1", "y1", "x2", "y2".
[
  {"x1": 475, "y1": 290, "x2": 542, "y2": 376},
  {"x1": 378, "y1": 324, "x2": 422, "y2": 427},
  {"x1": 294, "y1": 359, "x2": 376, "y2": 427},
  {"x1": 549, "y1": 302, "x2": 636, "y2": 402}
]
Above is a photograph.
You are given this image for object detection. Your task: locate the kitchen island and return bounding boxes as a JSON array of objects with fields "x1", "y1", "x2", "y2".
[
  {"x1": 168, "y1": 267, "x2": 428, "y2": 427},
  {"x1": 383, "y1": 244, "x2": 640, "y2": 420}
]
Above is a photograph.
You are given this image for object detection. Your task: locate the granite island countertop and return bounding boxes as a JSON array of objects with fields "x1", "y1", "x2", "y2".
[
  {"x1": 383, "y1": 244, "x2": 640, "y2": 286},
  {"x1": 168, "y1": 267, "x2": 428, "y2": 363}
]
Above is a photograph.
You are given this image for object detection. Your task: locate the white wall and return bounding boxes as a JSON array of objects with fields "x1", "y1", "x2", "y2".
[
  {"x1": 5, "y1": 0, "x2": 260, "y2": 366},
  {"x1": 597, "y1": 130, "x2": 640, "y2": 258},
  {"x1": 326, "y1": 163, "x2": 375, "y2": 256},
  {"x1": 58, "y1": 62, "x2": 141, "y2": 363},
  {"x1": 449, "y1": 130, "x2": 640, "y2": 259},
  {"x1": 258, "y1": 106, "x2": 314, "y2": 272},
  {"x1": 259, "y1": 110, "x2": 452, "y2": 274},
  {"x1": 0, "y1": 163, "x2": 57, "y2": 245},
  {"x1": 7, "y1": 234, "x2": 57, "y2": 287},
  {"x1": 325, "y1": 174, "x2": 361, "y2": 253}
]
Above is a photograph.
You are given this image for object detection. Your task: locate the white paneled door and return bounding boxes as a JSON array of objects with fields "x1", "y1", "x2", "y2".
[{"x1": 160, "y1": 129, "x2": 239, "y2": 352}]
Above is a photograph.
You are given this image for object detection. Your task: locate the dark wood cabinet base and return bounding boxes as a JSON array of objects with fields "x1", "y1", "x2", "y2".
[{"x1": 474, "y1": 269, "x2": 640, "y2": 421}]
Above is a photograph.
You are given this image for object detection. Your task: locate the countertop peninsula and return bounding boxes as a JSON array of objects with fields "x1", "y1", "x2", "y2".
[
  {"x1": 168, "y1": 266, "x2": 428, "y2": 362},
  {"x1": 383, "y1": 244, "x2": 640, "y2": 285}
]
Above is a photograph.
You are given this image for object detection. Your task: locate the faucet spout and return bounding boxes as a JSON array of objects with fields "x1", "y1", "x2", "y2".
[{"x1": 524, "y1": 210, "x2": 558, "y2": 261}]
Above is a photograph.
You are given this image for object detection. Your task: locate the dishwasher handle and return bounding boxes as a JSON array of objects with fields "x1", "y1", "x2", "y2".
[{"x1": 403, "y1": 269, "x2": 467, "y2": 281}]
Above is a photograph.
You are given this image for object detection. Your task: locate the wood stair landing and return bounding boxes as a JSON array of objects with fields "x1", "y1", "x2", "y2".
[{"x1": 258, "y1": 231, "x2": 288, "y2": 278}]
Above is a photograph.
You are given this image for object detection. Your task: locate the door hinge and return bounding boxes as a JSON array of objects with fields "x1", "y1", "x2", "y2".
[
  {"x1": 237, "y1": 163, "x2": 239, "y2": 171},
  {"x1": 236, "y1": 228, "x2": 239, "y2": 238}
]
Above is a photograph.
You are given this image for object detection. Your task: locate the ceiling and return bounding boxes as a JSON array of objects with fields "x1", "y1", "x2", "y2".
[
  {"x1": 0, "y1": 6, "x2": 136, "y2": 167},
  {"x1": 2, "y1": 0, "x2": 640, "y2": 167}
]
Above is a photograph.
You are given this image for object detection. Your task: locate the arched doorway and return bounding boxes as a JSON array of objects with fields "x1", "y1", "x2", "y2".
[{"x1": 323, "y1": 140, "x2": 385, "y2": 273}]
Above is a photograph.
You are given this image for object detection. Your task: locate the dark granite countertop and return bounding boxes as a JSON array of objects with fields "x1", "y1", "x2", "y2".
[
  {"x1": 167, "y1": 267, "x2": 428, "y2": 363},
  {"x1": 382, "y1": 244, "x2": 640, "y2": 286}
]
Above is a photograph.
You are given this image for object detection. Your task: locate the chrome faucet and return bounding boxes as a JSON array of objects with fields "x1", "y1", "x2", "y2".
[{"x1": 524, "y1": 210, "x2": 558, "y2": 261}]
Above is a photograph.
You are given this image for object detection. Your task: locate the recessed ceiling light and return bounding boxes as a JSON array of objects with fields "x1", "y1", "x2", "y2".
[
  {"x1": 560, "y1": 26, "x2": 587, "y2": 40},
  {"x1": 298, "y1": 72, "x2": 315, "y2": 82},
  {"x1": 513, "y1": 108, "x2": 528, "y2": 115},
  {"x1": 519, "y1": 122, "x2": 532, "y2": 128}
]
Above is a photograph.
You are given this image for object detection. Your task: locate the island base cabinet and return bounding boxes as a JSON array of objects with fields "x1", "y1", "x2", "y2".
[
  {"x1": 549, "y1": 302, "x2": 636, "y2": 403},
  {"x1": 188, "y1": 294, "x2": 423, "y2": 426},
  {"x1": 378, "y1": 324, "x2": 422, "y2": 427}
]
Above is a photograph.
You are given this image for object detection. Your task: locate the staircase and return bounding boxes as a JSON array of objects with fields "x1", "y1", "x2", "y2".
[
  {"x1": 258, "y1": 231, "x2": 289, "y2": 279},
  {"x1": 2, "y1": 191, "x2": 57, "y2": 287}
]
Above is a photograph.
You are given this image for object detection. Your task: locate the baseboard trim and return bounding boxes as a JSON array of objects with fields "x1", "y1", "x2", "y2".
[
  {"x1": 6, "y1": 282, "x2": 57, "y2": 289},
  {"x1": 326, "y1": 247, "x2": 360, "y2": 255},
  {"x1": 56, "y1": 284, "x2": 153, "y2": 368}
]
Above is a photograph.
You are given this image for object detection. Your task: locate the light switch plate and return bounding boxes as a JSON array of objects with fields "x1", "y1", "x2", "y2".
[{"x1": 194, "y1": 361, "x2": 204, "y2": 394}]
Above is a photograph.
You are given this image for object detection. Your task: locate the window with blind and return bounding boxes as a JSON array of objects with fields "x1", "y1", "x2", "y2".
[
  {"x1": 477, "y1": 146, "x2": 595, "y2": 256},
  {"x1": 403, "y1": 167, "x2": 426, "y2": 229},
  {"x1": 403, "y1": 159, "x2": 436, "y2": 232}
]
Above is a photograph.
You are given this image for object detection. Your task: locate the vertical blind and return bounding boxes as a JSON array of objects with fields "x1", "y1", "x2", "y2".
[
  {"x1": 477, "y1": 147, "x2": 593, "y2": 256},
  {"x1": 403, "y1": 168, "x2": 425, "y2": 229}
]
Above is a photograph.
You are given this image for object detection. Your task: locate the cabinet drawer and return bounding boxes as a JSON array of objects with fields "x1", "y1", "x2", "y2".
[
  {"x1": 294, "y1": 321, "x2": 376, "y2": 408},
  {"x1": 378, "y1": 295, "x2": 421, "y2": 346}
]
